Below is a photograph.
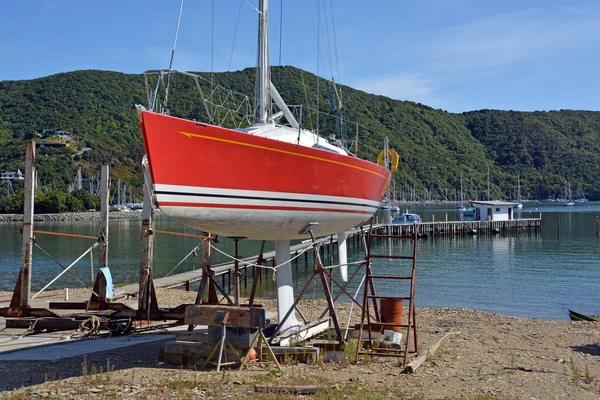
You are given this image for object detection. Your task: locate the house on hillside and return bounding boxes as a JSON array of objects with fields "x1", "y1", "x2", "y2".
[
  {"x1": 0, "y1": 169, "x2": 24, "y2": 181},
  {"x1": 36, "y1": 129, "x2": 74, "y2": 141},
  {"x1": 470, "y1": 201, "x2": 518, "y2": 221}
]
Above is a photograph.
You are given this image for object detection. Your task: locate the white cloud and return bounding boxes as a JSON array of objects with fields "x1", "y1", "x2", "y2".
[
  {"x1": 433, "y1": 7, "x2": 600, "y2": 72},
  {"x1": 355, "y1": 73, "x2": 436, "y2": 103},
  {"x1": 550, "y1": 3, "x2": 600, "y2": 18},
  {"x1": 350, "y1": 4, "x2": 600, "y2": 112}
]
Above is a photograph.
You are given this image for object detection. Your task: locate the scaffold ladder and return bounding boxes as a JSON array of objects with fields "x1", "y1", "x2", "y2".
[{"x1": 355, "y1": 217, "x2": 419, "y2": 366}]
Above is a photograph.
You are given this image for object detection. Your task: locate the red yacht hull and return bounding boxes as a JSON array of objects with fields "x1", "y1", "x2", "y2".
[{"x1": 140, "y1": 111, "x2": 390, "y2": 239}]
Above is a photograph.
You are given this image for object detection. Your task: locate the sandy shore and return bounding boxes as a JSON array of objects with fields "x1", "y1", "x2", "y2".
[{"x1": 1, "y1": 288, "x2": 599, "y2": 399}]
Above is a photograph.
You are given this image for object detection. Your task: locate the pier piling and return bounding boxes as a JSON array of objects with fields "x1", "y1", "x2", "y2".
[{"x1": 12, "y1": 141, "x2": 36, "y2": 312}]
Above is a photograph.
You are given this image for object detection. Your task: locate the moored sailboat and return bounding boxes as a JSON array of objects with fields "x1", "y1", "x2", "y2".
[{"x1": 516, "y1": 174, "x2": 523, "y2": 209}]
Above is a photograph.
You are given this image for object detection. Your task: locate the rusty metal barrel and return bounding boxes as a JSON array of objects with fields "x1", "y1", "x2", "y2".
[{"x1": 380, "y1": 299, "x2": 403, "y2": 332}]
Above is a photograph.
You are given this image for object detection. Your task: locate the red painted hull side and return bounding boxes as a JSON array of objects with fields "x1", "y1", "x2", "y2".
[{"x1": 139, "y1": 111, "x2": 391, "y2": 238}]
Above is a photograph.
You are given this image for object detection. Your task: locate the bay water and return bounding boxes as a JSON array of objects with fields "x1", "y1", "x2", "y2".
[{"x1": 0, "y1": 202, "x2": 598, "y2": 320}]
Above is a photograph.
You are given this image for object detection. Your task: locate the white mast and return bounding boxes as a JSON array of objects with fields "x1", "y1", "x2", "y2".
[
  {"x1": 460, "y1": 172, "x2": 463, "y2": 202},
  {"x1": 255, "y1": 0, "x2": 270, "y2": 124},
  {"x1": 76, "y1": 167, "x2": 83, "y2": 190},
  {"x1": 487, "y1": 165, "x2": 490, "y2": 200},
  {"x1": 253, "y1": 0, "x2": 299, "y2": 333}
]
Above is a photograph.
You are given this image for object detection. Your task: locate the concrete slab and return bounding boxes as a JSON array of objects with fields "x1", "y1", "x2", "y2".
[{"x1": 0, "y1": 333, "x2": 175, "y2": 361}]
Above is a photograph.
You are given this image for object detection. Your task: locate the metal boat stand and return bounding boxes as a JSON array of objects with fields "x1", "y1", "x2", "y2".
[
  {"x1": 1, "y1": 147, "x2": 188, "y2": 331},
  {"x1": 268, "y1": 230, "x2": 344, "y2": 346},
  {"x1": 0, "y1": 155, "x2": 138, "y2": 330},
  {"x1": 187, "y1": 234, "x2": 235, "y2": 331},
  {"x1": 248, "y1": 241, "x2": 267, "y2": 306},
  {"x1": 203, "y1": 318, "x2": 242, "y2": 371},
  {"x1": 238, "y1": 326, "x2": 281, "y2": 370}
]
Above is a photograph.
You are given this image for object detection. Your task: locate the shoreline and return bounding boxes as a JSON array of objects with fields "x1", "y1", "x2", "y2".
[
  {"x1": 0, "y1": 210, "x2": 149, "y2": 223},
  {"x1": 0, "y1": 288, "x2": 599, "y2": 398}
]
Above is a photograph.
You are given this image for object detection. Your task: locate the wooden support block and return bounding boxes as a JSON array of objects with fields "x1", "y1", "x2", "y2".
[
  {"x1": 207, "y1": 326, "x2": 258, "y2": 349},
  {"x1": 175, "y1": 331, "x2": 209, "y2": 343},
  {"x1": 185, "y1": 305, "x2": 266, "y2": 328},
  {"x1": 262, "y1": 345, "x2": 320, "y2": 364},
  {"x1": 162, "y1": 341, "x2": 237, "y2": 366}
]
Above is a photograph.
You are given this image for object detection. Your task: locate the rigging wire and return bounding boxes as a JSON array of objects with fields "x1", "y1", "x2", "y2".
[
  {"x1": 306, "y1": 0, "x2": 340, "y2": 138},
  {"x1": 244, "y1": 0, "x2": 260, "y2": 13},
  {"x1": 322, "y1": 0, "x2": 335, "y2": 81},
  {"x1": 278, "y1": 0, "x2": 283, "y2": 85},
  {"x1": 322, "y1": 0, "x2": 345, "y2": 145},
  {"x1": 286, "y1": 2, "x2": 314, "y2": 131},
  {"x1": 211, "y1": 0, "x2": 215, "y2": 93},
  {"x1": 306, "y1": 0, "x2": 329, "y2": 78},
  {"x1": 228, "y1": 0, "x2": 245, "y2": 70},
  {"x1": 330, "y1": 0, "x2": 342, "y2": 85},
  {"x1": 162, "y1": 0, "x2": 185, "y2": 112},
  {"x1": 168, "y1": 0, "x2": 184, "y2": 71},
  {"x1": 316, "y1": 0, "x2": 320, "y2": 135},
  {"x1": 328, "y1": 0, "x2": 343, "y2": 137}
]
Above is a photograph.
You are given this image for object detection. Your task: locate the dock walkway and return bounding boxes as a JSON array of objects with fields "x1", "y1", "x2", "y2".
[
  {"x1": 113, "y1": 217, "x2": 541, "y2": 299},
  {"x1": 113, "y1": 229, "x2": 364, "y2": 299}
]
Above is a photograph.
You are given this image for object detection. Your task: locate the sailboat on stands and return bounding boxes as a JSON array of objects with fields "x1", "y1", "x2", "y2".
[{"x1": 137, "y1": 0, "x2": 391, "y2": 332}]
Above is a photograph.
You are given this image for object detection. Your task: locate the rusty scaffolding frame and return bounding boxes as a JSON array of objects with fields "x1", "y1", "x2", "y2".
[
  {"x1": 0, "y1": 141, "x2": 350, "y2": 345},
  {"x1": 355, "y1": 217, "x2": 419, "y2": 366}
]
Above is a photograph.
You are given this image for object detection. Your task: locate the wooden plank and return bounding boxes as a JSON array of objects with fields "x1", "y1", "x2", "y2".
[
  {"x1": 175, "y1": 331, "x2": 208, "y2": 342},
  {"x1": 403, "y1": 331, "x2": 457, "y2": 373},
  {"x1": 161, "y1": 341, "x2": 224, "y2": 365},
  {"x1": 184, "y1": 305, "x2": 266, "y2": 328},
  {"x1": 255, "y1": 385, "x2": 335, "y2": 395},
  {"x1": 275, "y1": 320, "x2": 329, "y2": 346},
  {"x1": 258, "y1": 346, "x2": 319, "y2": 363}
]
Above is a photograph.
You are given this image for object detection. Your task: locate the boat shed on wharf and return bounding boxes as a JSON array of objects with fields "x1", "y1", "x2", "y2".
[
  {"x1": 470, "y1": 200, "x2": 519, "y2": 221},
  {"x1": 376, "y1": 208, "x2": 541, "y2": 238}
]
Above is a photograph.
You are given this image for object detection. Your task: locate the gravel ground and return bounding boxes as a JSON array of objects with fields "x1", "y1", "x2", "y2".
[{"x1": 0, "y1": 289, "x2": 599, "y2": 399}]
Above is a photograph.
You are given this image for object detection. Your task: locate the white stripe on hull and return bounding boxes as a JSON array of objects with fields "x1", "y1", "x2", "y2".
[
  {"x1": 154, "y1": 184, "x2": 382, "y2": 208},
  {"x1": 156, "y1": 194, "x2": 376, "y2": 213}
]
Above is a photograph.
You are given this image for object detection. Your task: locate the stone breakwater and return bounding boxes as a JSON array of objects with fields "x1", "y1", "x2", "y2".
[{"x1": 0, "y1": 211, "x2": 147, "y2": 223}]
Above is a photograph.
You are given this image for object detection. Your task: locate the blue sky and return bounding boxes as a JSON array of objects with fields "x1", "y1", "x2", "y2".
[{"x1": 2, "y1": 0, "x2": 600, "y2": 113}]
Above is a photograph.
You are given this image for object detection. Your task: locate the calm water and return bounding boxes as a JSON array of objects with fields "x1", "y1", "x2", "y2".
[{"x1": 1, "y1": 202, "x2": 599, "y2": 320}]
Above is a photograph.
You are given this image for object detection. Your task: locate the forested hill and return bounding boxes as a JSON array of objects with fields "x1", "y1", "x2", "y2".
[{"x1": 0, "y1": 67, "x2": 598, "y2": 207}]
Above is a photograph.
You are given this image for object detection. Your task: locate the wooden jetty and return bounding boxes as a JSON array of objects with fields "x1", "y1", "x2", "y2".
[
  {"x1": 114, "y1": 228, "x2": 368, "y2": 299},
  {"x1": 114, "y1": 217, "x2": 542, "y2": 299},
  {"x1": 374, "y1": 218, "x2": 542, "y2": 237}
]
